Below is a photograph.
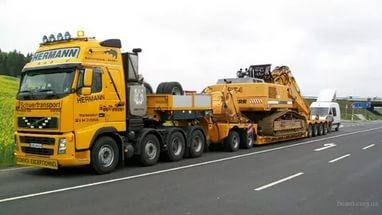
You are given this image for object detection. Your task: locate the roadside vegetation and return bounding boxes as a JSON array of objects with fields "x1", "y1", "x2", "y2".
[{"x1": 0, "y1": 75, "x2": 18, "y2": 167}]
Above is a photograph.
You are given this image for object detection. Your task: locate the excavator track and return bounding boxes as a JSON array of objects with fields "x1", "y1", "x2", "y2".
[{"x1": 259, "y1": 110, "x2": 307, "y2": 136}]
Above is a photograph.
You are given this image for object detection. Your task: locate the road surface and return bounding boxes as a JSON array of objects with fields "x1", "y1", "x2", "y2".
[{"x1": 0, "y1": 121, "x2": 381, "y2": 214}]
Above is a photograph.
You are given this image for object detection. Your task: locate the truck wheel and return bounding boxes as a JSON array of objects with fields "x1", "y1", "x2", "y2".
[
  {"x1": 156, "y1": 82, "x2": 184, "y2": 95},
  {"x1": 166, "y1": 131, "x2": 185, "y2": 162},
  {"x1": 308, "y1": 124, "x2": 313, "y2": 137},
  {"x1": 91, "y1": 136, "x2": 119, "y2": 174},
  {"x1": 335, "y1": 124, "x2": 340, "y2": 131},
  {"x1": 140, "y1": 134, "x2": 160, "y2": 166},
  {"x1": 225, "y1": 130, "x2": 240, "y2": 152},
  {"x1": 240, "y1": 131, "x2": 254, "y2": 149},
  {"x1": 312, "y1": 124, "x2": 318, "y2": 137},
  {"x1": 189, "y1": 129, "x2": 205, "y2": 158}
]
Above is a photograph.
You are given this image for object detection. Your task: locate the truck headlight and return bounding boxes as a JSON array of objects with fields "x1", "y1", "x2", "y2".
[{"x1": 58, "y1": 138, "x2": 67, "y2": 154}]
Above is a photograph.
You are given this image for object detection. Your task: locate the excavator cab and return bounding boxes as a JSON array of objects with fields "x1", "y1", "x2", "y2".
[{"x1": 237, "y1": 64, "x2": 273, "y2": 83}]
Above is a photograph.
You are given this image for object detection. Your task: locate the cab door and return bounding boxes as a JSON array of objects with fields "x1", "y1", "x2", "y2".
[
  {"x1": 73, "y1": 67, "x2": 106, "y2": 150},
  {"x1": 102, "y1": 68, "x2": 125, "y2": 123}
]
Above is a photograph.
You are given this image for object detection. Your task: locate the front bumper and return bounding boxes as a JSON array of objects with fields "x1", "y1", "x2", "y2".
[{"x1": 14, "y1": 131, "x2": 90, "y2": 168}]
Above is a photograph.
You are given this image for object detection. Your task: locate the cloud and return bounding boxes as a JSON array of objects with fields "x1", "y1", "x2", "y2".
[{"x1": 0, "y1": 0, "x2": 380, "y2": 97}]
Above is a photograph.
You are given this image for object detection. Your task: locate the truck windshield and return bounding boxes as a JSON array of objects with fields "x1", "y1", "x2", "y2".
[
  {"x1": 18, "y1": 68, "x2": 75, "y2": 100},
  {"x1": 311, "y1": 107, "x2": 329, "y2": 117}
]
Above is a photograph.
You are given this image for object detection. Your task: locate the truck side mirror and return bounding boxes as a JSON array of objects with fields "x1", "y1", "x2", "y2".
[{"x1": 83, "y1": 68, "x2": 93, "y2": 87}]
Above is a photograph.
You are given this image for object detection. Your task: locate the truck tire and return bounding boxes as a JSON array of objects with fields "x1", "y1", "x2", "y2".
[
  {"x1": 224, "y1": 130, "x2": 240, "y2": 152},
  {"x1": 317, "y1": 124, "x2": 323, "y2": 136},
  {"x1": 189, "y1": 129, "x2": 205, "y2": 158},
  {"x1": 312, "y1": 124, "x2": 318, "y2": 137},
  {"x1": 91, "y1": 136, "x2": 119, "y2": 174},
  {"x1": 140, "y1": 134, "x2": 161, "y2": 166},
  {"x1": 240, "y1": 131, "x2": 254, "y2": 149},
  {"x1": 166, "y1": 131, "x2": 185, "y2": 162},
  {"x1": 156, "y1": 82, "x2": 184, "y2": 95},
  {"x1": 307, "y1": 124, "x2": 313, "y2": 137}
]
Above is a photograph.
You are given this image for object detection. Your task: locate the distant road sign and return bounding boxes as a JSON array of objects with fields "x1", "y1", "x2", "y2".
[{"x1": 352, "y1": 102, "x2": 371, "y2": 109}]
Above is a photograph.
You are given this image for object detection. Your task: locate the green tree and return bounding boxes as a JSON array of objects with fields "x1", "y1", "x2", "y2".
[{"x1": 0, "y1": 50, "x2": 31, "y2": 77}]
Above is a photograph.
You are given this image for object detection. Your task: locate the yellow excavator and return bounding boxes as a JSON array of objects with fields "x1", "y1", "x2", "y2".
[{"x1": 203, "y1": 64, "x2": 330, "y2": 150}]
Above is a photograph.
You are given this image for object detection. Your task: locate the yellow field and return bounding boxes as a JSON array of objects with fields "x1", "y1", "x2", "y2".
[{"x1": 0, "y1": 75, "x2": 18, "y2": 167}]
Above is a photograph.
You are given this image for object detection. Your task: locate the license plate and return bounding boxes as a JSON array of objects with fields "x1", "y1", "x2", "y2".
[
  {"x1": 16, "y1": 157, "x2": 58, "y2": 169},
  {"x1": 29, "y1": 143, "x2": 43, "y2": 148}
]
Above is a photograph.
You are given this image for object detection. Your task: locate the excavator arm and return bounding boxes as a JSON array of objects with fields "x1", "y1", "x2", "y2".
[{"x1": 271, "y1": 66, "x2": 310, "y2": 118}]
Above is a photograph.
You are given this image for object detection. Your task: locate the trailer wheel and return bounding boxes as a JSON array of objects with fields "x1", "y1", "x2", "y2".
[
  {"x1": 312, "y1": 124, "x2": 318, "y2": 137},
  {"x1": 327, "y1": 123, "x2": 332, "y2": 133},
  {"x1": 322, "y1": 123, "x2": 328, "y2": 135},
  {"x1": 156, "y1": 82, "x2": 184, "y2": 95},
  {"x1": 308, "y1": 124, "x2": 313, "y2": 137},
  {"x1": 225, "y1": 130, "x2": 240, "y2": 152},
  {"x1": 317, "y1": 124, "x2": 323, "y2": 136},
  {"x1": 335, "y1": 124, "x2": 340, "y2": 131},
  {"x1": 91, "y1": 136, "x2": 119, "y2": 174},
  {"x1": 240, "y1": 131, "x2": 254, "y2": 149},
  {"x1": 140, "y1": 134, "x2": 160, "y2": 166},
  {"x1": 189, "y1": 129, "x2": 205, "y2": 158},
  {"x1": 166, "y1": 131, "x2": 186, "y2": 162},
  {"x1": 144, "y1": 82, "x2": 153, "y2": 94}
]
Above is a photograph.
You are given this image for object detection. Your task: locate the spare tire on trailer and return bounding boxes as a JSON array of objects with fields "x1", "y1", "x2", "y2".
[
  {"x1": 156, "y1": 82, "x2": 184, "y2": 95},
  {"x1": 144, "y1": 82, "x2": 153, "y2": 94}
]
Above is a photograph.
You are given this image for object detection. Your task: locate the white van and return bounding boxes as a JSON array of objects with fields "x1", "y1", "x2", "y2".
[{"x1": 310, "y1": 89, "x2": 341, "y2": 131}]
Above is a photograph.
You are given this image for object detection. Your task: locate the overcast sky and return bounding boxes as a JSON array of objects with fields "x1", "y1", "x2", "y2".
[{"x1": 0, "y1": 0, "x2": 381, "y2": 97}]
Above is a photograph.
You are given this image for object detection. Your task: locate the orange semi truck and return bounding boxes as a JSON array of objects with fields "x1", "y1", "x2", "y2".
[{"x1": 14, "y1": 32, "x2": 333, "y2": 173}]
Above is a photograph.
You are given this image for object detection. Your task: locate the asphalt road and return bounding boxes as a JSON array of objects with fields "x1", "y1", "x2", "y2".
[{"x1": 1, "y1": 121, "x2": 381, "y2": 215}]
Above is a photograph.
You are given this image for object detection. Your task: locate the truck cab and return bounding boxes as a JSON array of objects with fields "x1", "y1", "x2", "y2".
[{"x1": 14, "y1": 31, "x2": 211, "y2": 174}]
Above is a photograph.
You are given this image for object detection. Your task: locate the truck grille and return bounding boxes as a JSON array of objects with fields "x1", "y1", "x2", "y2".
[
  {"x1": 19, "y1": 136, "x2": 55, "y2": 145},
  {"x1": 21, "y1": 147, "x2": 54, "y2": 156},
  {"x1": 18, "y1": 117, "x2": 58, "y2": 129}
]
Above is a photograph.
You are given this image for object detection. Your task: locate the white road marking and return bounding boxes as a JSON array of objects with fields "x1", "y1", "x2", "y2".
[
  {"x1": 340, "y1": 125, "x2": 344, "y2": 128},
  {"x1": 0, "y1": 166, "x2": 31, "y2": 172},
  {"x1": 254, "y1": 172, "x2": 304, "y2": 191},
  {"x1": 314, "y1": 143, "x2": 336, "y2": 151},
  {"x1": 329, "y1": 154, "x2": 351, "y2": 163},
  {"x1": 0, "y1": 127, "x2": 381, "y2": 203},
  {"x1": 362, "y1": 144, "x2": 375, "y2": 150}
]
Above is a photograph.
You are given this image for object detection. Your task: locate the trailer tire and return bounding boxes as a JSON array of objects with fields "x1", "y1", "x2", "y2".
[
  {"x1": 156, "y1": 82, "x2": 184, "y2": 95},
  {"x1": 144, "y1": 82, "x2": 153, "y2": 94},
  {"x1": 240, "y1": 131, "x2": 254, "y2": 149},
  {"x1": 335, "y1": 124, "x2": 340, "y2": 131},
  {"x1": 312, "y1": 124, "x2": 318, "y2": 137},
  {"x1": 317, "y1": 124, "x2": 323, "y2": 136},
  {"x1": 91, "y1": 136, "x2": 119, "y2": 174},
  {"x1": 189, "y1": 129, "x2": 205, "y2": 158},
  {"x1": 224, "y1": 130, "x2": 240, "y2": 152},
  {"x1": 166, "y1": 131, "x2": 186, "y2": 162},
  {"x1": 140, "y1": 134, "x2": 161, "y2": 166},
  {"x1": 308, "y1": 124, "x2": 313, "y2": 137},
  {"x1": 323, "y1": 123, "x2": 328, "y2": 135},
  {"x1": 327, "y1": 123, "x2": 332, "y2": 133}
]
